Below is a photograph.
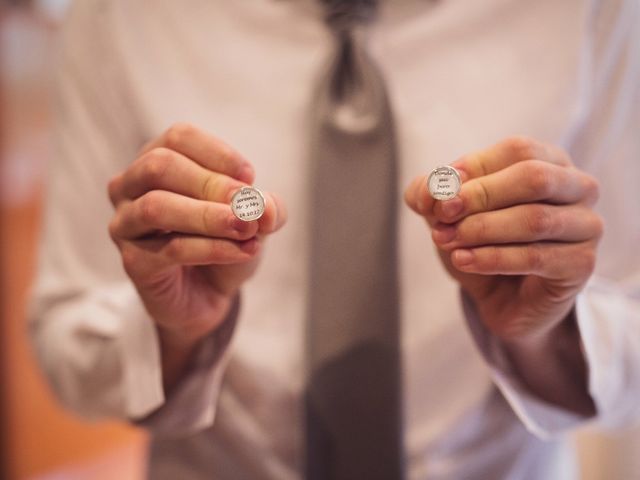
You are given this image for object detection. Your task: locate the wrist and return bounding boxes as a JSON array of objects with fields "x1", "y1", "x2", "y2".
[
  {"x1": 501, "y1": 306, "x2": 594, "y2": 415},
  {"x1": 501, "y1": 305, "x2": 577, "y2": 353},
  {"x1": 156, "y1": 326, "x2": 208, "y2": 395},
  {"x1": 154, "y1": 293, "x2": 236, "y2": 348},
  {"x1": 156, "y1": 323, "x2": 213, "y2": 352},
  {"x1": 156, "y1": 293, "x2": 240, "y2": 394}
]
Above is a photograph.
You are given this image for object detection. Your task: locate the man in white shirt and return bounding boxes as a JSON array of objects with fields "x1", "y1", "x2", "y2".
[{"x1": 30, "y1": 0, "x2": 640, "y2": 479}]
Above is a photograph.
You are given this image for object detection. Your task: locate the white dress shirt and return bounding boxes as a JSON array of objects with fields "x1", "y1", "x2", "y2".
[{"x1": 30, "y1": 0, "x2": 640, "y2": 478}]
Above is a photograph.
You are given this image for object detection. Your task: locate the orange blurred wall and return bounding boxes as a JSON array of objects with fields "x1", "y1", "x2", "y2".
[
  {"x1": 1, "y1": 7, "x2": 146, "y2": 480},
  {"x1": 1, "y1": 200, "x2": 146, "y2": 480}
]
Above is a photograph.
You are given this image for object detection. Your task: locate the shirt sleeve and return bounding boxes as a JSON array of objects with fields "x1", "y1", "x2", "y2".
[
  {"x1": 462, "y1": 0, "x2": 640, "y2": 438},
  {"x1": 135, "y1": 299, "x2": 238, "y2": 436},
  {"x1": 462, "y1": 283, "x2": 640, "y2": 439},
  {"x1": 28, "y1": 0, "x2": 230, "y2": 434}
]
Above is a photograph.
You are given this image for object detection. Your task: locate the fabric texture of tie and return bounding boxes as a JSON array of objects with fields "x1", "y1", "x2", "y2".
[{"x1": 306, "y1": 1, "x2": 404, "y2": 479}]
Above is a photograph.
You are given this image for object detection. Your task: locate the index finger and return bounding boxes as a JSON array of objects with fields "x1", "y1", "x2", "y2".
[
  {"x1": 405, "y1": 136, "x2": 573, "y2": 226},
  {"x1": 454, "y1": 135, "x2": 571, "y2": 180},
  {"x1": 140, "y1": 123, "x2": 255, "y2": 184},
  {"x1": 432, "y1": 160, "x2": 598, "y2": 223}
]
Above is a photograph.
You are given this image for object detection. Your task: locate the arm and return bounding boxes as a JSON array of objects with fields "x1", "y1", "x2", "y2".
[
  {"x1": 403, "y1": 3, "x2": 640, "y2": 433},
  {"x1": 406, "y1": 128, "x2": 640, "y2": 435},
  {"x1": 502, "y1": 310, "x2": 594, "y2": 417},
  {"x1": 406, "y1": 136, "x2": 602, "y2": 415},
  {"x1": 30, "y1": 1, "x2": 287, "y2": 432}
]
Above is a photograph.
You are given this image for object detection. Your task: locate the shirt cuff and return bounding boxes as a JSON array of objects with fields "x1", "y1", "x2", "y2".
[
  {"x1": 131, "y1": 294, "x2": 239, "y2": 436},
  {"x1": 112, "y1": 283, "x2": 165, "y2": 419},
  {"x1": 461, "y1": 290, "x2": 589, "y2": 439},
  {"x1": 574, "y1": 277, "x2": 640, "y2": 429}
]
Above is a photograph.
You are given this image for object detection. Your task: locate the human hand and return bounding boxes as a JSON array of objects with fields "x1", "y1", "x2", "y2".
[
  {"x1": 405, "y1": 137, "x2": 603, "y2": 344},
  {"x1": 108, "y1": 123, "x2": 286, "y2": 362}
]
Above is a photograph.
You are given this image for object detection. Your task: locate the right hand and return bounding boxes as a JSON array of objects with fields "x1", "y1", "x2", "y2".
[{"x1": 108, "y1": 123, "x2": 287, "y2": 351}]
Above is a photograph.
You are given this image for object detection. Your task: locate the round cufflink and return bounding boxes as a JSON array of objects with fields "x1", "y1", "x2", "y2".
[
  {"x1": 427, "y1": 165, "x2": 461, "y2": 201},
  {"x1": 230, "y1": 186, "x2": 265, "y2": 221}
]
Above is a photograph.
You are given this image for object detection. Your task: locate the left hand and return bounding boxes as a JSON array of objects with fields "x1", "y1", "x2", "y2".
[{"x1": 404, "y1": 136, "x2": 603, "y2": 343}]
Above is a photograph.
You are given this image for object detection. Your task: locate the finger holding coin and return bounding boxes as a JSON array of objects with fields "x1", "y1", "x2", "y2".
[
  {"x1": 137, "y1": 122, "x2": 256, "y2": 185},
  {"x1": 406, "y1": 136, "x2": 578, "y2": 228},
  {"x1": 431, "y1": 138, "x2": 597, "y2": 226},
  {"x1": 110, "y1": 190, "x2": 259, "y2": 242},
  {"x1": 109, "y1": 147, "x2": 248, "y2": 209}
]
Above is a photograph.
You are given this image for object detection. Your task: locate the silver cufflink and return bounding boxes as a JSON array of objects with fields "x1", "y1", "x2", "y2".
[
  {"x1": 230, "y1": 186, "x2": 266, "y2": 221},
  {"x1": 427, "y1": 165, "x2": 461, "y2": 200}
]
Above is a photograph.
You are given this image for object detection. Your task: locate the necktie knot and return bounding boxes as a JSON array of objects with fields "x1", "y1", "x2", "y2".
[{"x1": 320, "y1": 0, "x2": 378, "y2": 31}]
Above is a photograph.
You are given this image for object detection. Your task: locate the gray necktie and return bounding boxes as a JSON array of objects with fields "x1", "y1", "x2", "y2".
[{"x1": 306, "y1": 1, "x2": 404, "y2": 479}]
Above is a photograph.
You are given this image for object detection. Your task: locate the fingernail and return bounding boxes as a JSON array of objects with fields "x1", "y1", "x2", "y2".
[
  {"x1": 240, "y1": 238, "x2": 260, "y2": 255},
  {"x1": 441, "y1": 198, "x2": 463, "y2": 218},
  {"x1": 453, "y1": 249, "x2": 474, "y2": 266},
  {"x1": 231, "y1": 217, "x2": 255, "y2": 234},
  {"x1": 432, "y1": 225, "x2": 456, "y2": 244}
]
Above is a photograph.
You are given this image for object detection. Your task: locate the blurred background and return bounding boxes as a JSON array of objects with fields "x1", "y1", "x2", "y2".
[
  {"x1": 1, "y1": 1, "x2": 147, "y2": 479},
  {"x1": 0, "y1": 1, "x2": 638, "y2": 479}
]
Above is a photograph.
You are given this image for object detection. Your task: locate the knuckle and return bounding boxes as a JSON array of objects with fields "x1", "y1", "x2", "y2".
[
  {"x1": 504, "y1": 135, "x2": 539, "y2": 161},
  {"x1": 120, "y1": 245, "x2": 139, "y2": 275},
  {"x1": 468, "y1": 215, "x2": 488, "y2": 243},
  {"x1": 525, "y1": 162, "x2": 554, "y2": 198},
  {"x1": 138, "y1": 191, "x2": 164, "y2": 225},
  {"x1": 217, "y1": 143, "x2": 237, "y2": 164},
  {"x1": 526, "y1": 246, "x2": 544, "y2": 272},
  {"x1": 200, "y1": 204, "x2": 216, "y2": 234},
  {"x1": 200, "y1": 173, "x2": 216, "y2": 200},
  {"x1": 201, "y1": 174, "x2": 239, "y2": 202},
  {"x1": 164, "y1": 122, "x2": 195, "y2": 150},
  {"x1": 164, "y1": 236, "x2": 185, "y2": 261},
  {"x1": 141, "y1": 148, "x2": 173, "y2": 183},
  {"x1": 223, "y1": 181, "x2": 243, "y2": 203},
  {"x1": 525, "y1": 205, "x2": 553, "y2": 237},
  {"x1": 475, "y1": 180, "x2": 491, "y2": 211},
  {"x1": 483, "y1": 247, "x2": 502, "y2": 271}
]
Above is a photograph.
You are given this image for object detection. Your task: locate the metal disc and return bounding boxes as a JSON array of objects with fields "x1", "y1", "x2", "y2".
[
  {"x1": 427, "y1": 165, "x2": 461, "y2": 200},
  {"x1": 230, "y1": 186, "x2": 265, "y2": 221}
]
